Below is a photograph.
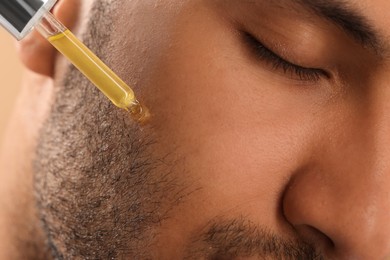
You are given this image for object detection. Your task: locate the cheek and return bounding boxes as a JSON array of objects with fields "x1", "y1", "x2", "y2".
[{"x1": 143, "y1": 5, "x2": 323, "y2": 206}]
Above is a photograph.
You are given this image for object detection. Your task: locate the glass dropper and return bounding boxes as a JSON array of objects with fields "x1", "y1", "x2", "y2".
[{"x1": 36, "y1": 11, "x2": 148, "y2": 122}]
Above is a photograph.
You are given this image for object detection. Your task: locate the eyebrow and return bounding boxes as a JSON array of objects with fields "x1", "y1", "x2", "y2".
[{"x1": 291, "y1": 0, "x2": 383, "y2": 54}]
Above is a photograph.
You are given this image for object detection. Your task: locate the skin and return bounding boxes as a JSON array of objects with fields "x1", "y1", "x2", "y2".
[{"x1": 1, "y1": 0, "x2": 390, "y2": 259}]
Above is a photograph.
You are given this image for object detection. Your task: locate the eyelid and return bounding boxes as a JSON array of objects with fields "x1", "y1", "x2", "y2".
[{"x1": 243, "y1": 32, "x2": 329, "y2": 82}]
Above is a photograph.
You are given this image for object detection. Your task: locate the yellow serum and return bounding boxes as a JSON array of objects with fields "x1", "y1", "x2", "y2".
[{"x1": 48, "y1": 30, "x2": 148, "y2": 121}]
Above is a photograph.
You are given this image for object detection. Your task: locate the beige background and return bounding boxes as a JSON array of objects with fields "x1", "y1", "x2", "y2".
[{"x1": 0, "y1": 29, "x2": 23, "y2": 145}]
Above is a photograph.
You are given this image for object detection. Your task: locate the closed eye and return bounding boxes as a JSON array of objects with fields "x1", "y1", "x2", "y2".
[{"x1": 243, "y1": 32, "x2": 329, "y2": 82}]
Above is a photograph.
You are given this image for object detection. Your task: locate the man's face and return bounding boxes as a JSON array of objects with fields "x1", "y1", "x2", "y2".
[{"x1": 34, "y1": 0, "x2": 390, "y2": 258}]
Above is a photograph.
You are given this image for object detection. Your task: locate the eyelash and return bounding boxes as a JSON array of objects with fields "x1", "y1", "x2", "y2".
[{"x1": 244, "y1": 32, "x2": 328, "y2": 82}]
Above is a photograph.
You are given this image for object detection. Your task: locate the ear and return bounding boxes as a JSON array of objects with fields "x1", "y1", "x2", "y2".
[{"x1": 17, "y1": 0, "x2": 80, "y2": 77}]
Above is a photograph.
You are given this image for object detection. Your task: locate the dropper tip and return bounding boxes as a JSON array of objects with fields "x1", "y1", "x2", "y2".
[{"x1": 127, "y1": 100, "x2": 150, "y2": 124}]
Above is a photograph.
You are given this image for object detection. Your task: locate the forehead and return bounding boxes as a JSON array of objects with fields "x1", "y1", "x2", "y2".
[
  {"x1": 100, "y1": 0, "x2": 390, "y2": 87},
  {"x1": 108, "y1": 0, "x2": 390, "y2": 64},
  {"x1": 356, "y1": 0, "x2": 390, "y2": 33},
  {"x1": 114, "y1": 0, "x2": 390, "y2": 30}
]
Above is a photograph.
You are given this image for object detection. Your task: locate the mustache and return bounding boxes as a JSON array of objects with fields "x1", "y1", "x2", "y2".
[{"x1": 184, "y1": 218, "x2": 324, "y2": 259}]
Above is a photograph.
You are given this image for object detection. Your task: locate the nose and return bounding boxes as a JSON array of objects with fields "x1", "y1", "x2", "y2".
[{"x1": 283, "y1": 101, "x2": 390, "y2": 259}]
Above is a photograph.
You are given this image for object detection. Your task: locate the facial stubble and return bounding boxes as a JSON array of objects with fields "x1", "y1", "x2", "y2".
[
  {"x1": 33, "y1": 0, "x2": 191, "y2": 259},
  {"x1": 33, "y1": 0, "x2": 323, "y2": 259}
]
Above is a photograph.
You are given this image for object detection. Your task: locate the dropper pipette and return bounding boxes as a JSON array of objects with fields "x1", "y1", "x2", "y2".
[{"x1": 0, "y1": 0, "x2": 148, "y2": 122}]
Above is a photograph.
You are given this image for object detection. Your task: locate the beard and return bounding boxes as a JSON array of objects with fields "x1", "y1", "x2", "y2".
[
  {"x1": 33, "y1": 1, "x2": 323, "y2": 259},
  {"x1": 33, "y1": 1, "x2": 190, "y2": 259}
]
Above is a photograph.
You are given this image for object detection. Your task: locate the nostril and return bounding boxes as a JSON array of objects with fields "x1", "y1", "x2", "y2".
[{"x1": 294, "y1": 224, "x2": 335, "y2": 255}]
